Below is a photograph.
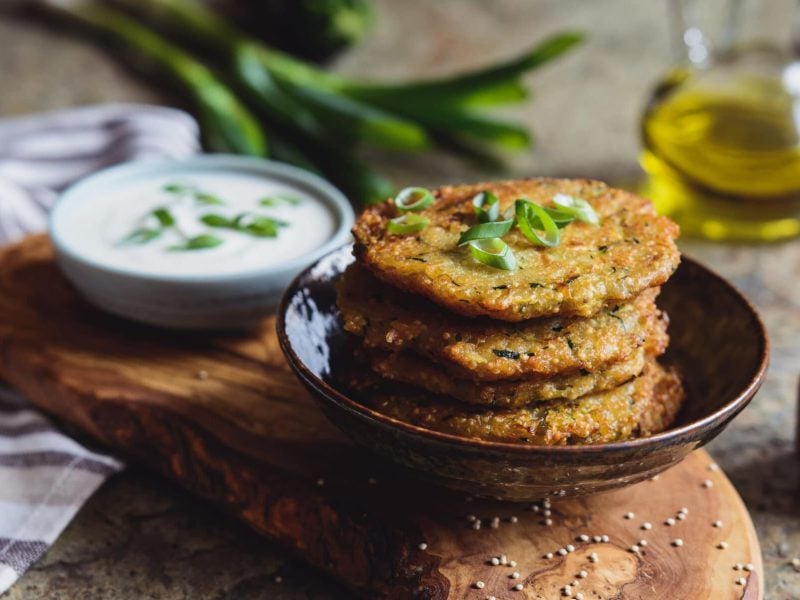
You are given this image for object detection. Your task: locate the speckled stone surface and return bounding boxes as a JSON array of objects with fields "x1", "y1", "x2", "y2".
[{"x1": 0, "y1": 1, "x2": 798, "y2": 598}]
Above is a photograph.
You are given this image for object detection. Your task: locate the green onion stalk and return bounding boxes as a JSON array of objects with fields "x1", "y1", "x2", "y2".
[
  {"x1": 116, "y1": 0, "x2": 583, "y2": 152},
  {"x1": 40, "y1": 1, "x2": 267, "y2": 158}
]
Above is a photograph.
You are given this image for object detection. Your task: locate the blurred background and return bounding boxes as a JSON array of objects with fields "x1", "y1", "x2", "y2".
[{"x1": 1, "y1": 1, "x2": 799, "y2": 598}]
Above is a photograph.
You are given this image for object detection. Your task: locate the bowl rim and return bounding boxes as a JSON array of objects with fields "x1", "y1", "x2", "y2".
[
  {"x1": 277, "y1": 246, "x2": 770, "y2": 456},
  {"x1": 49, "y1": 154, "x2": 355, "y2": 284}
]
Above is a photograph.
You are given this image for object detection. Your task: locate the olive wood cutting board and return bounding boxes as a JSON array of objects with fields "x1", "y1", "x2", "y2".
[{"x1": 0, "y1": 235, "x2": 762, "y2": 599}]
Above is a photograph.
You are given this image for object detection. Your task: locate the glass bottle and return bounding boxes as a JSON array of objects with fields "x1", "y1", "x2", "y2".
[{"x1": 641, "y1": 0, "x2": 800, "y2": 241}]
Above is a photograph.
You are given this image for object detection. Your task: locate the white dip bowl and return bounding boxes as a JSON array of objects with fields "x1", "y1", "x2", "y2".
[{"x1": 50, "y1": 155, "x2": 354, "y2": 329}]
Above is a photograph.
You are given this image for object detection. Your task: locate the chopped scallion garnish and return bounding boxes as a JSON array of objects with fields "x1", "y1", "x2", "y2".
[
  {"x1": 468, "y1": 237, "x2": 517, "y2": 270},
  {"x1": 552, "y1": 193, "x2": 599, "y2": 225},
  {"x1": 395, "y1": 187, "x2": 434, "y2": 212},
  {"x1": 169, "y1": 234, "x2": 224, "y2": 251},
  {"x1": 458, "y1": 219, "x2": 514, "y2": 246},
  {"x1": 514, "y1": 199, "x2": 560, "y2": 247},
  {"x1": 387, "y1": 213, "x2": 429, "y2": 235},
  {"x1": 472, "y1": 190, "x2": 500, "y2": 223}
]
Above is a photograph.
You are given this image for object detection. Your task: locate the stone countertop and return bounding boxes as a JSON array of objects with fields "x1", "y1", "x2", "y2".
[{"x1": 1, "y1": 1, "x2": 798, "y2": 598}]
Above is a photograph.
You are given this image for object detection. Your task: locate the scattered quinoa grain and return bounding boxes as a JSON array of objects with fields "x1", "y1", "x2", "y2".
[
  {"x1": 418, "y1": 542, "x2": 427, "y2": 551},
  {"x1": 544, "y1": 518, "x2": 553, "y2": 526},
  {"x1": 642, "y1": 522, "x2": 652, "y2": 530},
  {"x1": 744, "y1": 563, "x2": 754, "y2": 571},
  {"x1": 566, "y1": 544, "x2": 576, "y2": 553},
  {"x1": 717, "y1": 541, "x2": 729, "y2": 550},
  {"x1": 708, "y1": 462, "x2": 719, "y2": 471},
  {"x1": 576, "y1": 594, "x2": 585, "y2": 600},
  {"x1": 592, "y1": 535, "x2": 603, "y2": 543},
  {"x1": 665, "y1": 518, "x2": 676, "y2": 526},
  {"x1": 500, "y1": 554, "x2": 508, "y2": 565},
  {"x1": 510, "y1": 516, "x2": 519, "y2": 524},
  {"x1": 713, "y1": 520, "x2": 723, "y2": 528},
  {"x1": 601, "y1": 535, "x2": 610, "y2": 543},
  {"x1": 679, "y1": 507, "x2": 689, "y2": 515},
  {"x1": 672, "y1": 538, "x2": 684, "y2": 547},
  {"x1": 589, "y1": 552, "x2": 599, "y2": 563},
  {"x1": 545, "y1": 552, "x2": 554, "y2": 559},
  {"x1": 490, "y1": 557, "x2": 500, "y2": 566},
  {"x1": 625, "y1": 512, "x2": 635, "y2": 520},
  {"x1": 629, "y1": 545, "x2": 640, "y2": 553},
  {"x1": 639, "y1": 539, "x2": 648, "y2": 547},
  {"x1": 703, "y1": 479, "x2": 713, "y2": 488},
  {"x1": 196, "y1": 370, "x2": 209, "y2": 380},
  {"x1": 563, "y1": 584, "x2": 572, "y2": 596},
  {"x1": 677, "y1": 513, "x2": 686, "y2": 521},
  {"x1": 509, "y1": 560, "x2": 517, "y2": 568},
  {"x1": 578, "y1": 534, "x2": 590, "y2": 542},
  {"x1": 510, "y1": 572, "x2": 520, "y2": 579},
  {"x1": 474, "y1": 581, "x2": 485, "y2": 589},
  {"x1": 472, "y1": 520, "x2": 481, "y2": 530},
  {"x1": 792, "y1": 557, "x2": 800, "y2": 571},
  {"x1": 316, "y1": 478, "x2": 325, "y2": 487},
  {"x1": 543, "y1": 509, "x2": 552, "y2": 517},
  {"x1": 513, "y1": 583, "x2": 523, "y2": 591},
  {"x1": 734, "y1": 563, "x2": 743, "y2": 571},
  {"x1": 274, "y1": 575, "x2": 283, "y2": 584},
  {"x1": 578, "y1": 570, "x2": 588, "y2": 578},
  {"x1": 467, "y1": 514, "x2": 477, "y2": 522},
  {"x1": 558, "y1": 548, "x2": 568, "y2": 556},
  {"x1": 736, "y1": 577, "x2": 746, "y2": 585}
]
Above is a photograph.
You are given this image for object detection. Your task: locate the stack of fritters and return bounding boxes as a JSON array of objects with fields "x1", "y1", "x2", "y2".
[{"x1": 338, "y1": 178, "x2": 685, "y2": 445}]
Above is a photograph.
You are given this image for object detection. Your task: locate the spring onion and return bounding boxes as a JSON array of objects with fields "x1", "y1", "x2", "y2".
[
  {"x1": 395, "y1": 187, "x2": 434, "y2": 212},
  {"x1": 468, "y1": 238, "x2": 517, "y2": 271},
  {"x1": 170, "y1": 234, "x2": 224, "y2": 251},
  {"x1": 515, "y1": 199, "x2": 560, "y2": 247},
  {"x1": 458, "y1": 219, "x2": 514, "y2": 246},
  {"x1": 387, "y1": 214, "x2": 429, "y2": 235},
  {"x1": 472, "y1": 190, "x2": 500, "y2": 223},
  {"x1": 552, "y1": 193, "x2": 599, "y2": 225}
]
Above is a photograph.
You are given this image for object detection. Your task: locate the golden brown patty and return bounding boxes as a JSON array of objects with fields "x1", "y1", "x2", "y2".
[
  {"x1": 354, "y1": 361, "x2": 684, "y2": 445},
  {"x1": 338, "y1": 263, "x2": 669, "y2": 381},
  {"x1": 352, "y1": 178, "x2": 680, "y2": 321},
  {"x1": 366, "y1": 346, "x2": 648, "y2": 408}
]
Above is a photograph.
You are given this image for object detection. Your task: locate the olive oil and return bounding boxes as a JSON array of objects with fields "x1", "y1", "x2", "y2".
[{"x1": 641, "y1": 68, "x2": 800, "y2": 241}]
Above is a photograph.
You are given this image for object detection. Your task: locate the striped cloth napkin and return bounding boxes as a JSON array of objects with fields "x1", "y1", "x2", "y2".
[{"x1": 0, "y1": 103, "x2": 201, "y2": 593}]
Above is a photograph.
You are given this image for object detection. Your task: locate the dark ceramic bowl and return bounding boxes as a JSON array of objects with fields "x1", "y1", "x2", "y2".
[{"x1": 277, "y1": 246, "x2": 768, "y2": 501}]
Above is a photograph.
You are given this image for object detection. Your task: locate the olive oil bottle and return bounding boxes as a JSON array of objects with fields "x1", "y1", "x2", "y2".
[{"x1": 641, "y1": 0, "x2": 800, "y2": 242}]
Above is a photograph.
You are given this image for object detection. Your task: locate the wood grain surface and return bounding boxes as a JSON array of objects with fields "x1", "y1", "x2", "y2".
[{"x1": 0, "y1": 235, "x2": 763, "y2": 599}]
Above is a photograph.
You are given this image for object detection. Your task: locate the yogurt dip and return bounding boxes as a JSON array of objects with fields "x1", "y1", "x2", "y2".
[
  {"x1": 56, "y1": 170, "x2": 338, "y2": 278},
  {"x1": 50, "y1": 156, "x2": 354, "y2": 329}
]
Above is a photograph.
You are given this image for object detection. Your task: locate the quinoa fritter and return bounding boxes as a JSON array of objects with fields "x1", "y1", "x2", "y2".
[
  {"x1": 352, "y1": 178, "x2": 680, "y2": 321},
  {"x1": 366, "y1": 346, "x2": 648, "y2": 408},
  {"x1": 338, "y1": 263, "x2": 668, "y2": 381},
  {"x1": 355, "y1": 361, "x2": 683, "y2": 445}
]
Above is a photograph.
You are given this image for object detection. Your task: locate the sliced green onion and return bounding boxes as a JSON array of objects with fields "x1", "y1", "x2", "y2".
[
  {"x1": 387, "y1": 213, "x2": 429, "y2": 235},
  {"x1": 552, "y1": 193, "x2": 599, "y2": 225},
  {"x1": 472, "y1": 190, "x2": 500, "y2": 223},
  {"x1": 152, "y1": 207, "x2": 175, "y2": 227},
  {"x1": 170, "y1": 234, "x2": 224, "y2": 251},
  {"x1": 457, "y1": 219, "x2": 514, "y2": 245},
  {"x1": 121, "y1": 227, "x2": 162, "y2": 245},
  {"x1": 468, "y1": 238, "x2": 517, "y2": 270},
  {"x1": 515, "y1": 199, "x2": 560, "y2": 247},
  {"x1": 542, "y1": 207, "x2": 576, "y2": 228},
  {"x1": 195, "y1": 192, "x2": 225, "y2": 206},
  {"x1": 395, "y1": 187, "x2": 434, "y2": 212}
]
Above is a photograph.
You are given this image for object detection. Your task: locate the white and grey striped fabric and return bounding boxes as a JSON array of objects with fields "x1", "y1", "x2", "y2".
[
  {"x1": 0, "y1": 388, "x2": 124, "y2": 592},
  {"x1": 0, "y1": 103, "x2": 201, "y2": 245},
  {"x1": 0, "y1": 103, "x2": 202, "y2": 593}
]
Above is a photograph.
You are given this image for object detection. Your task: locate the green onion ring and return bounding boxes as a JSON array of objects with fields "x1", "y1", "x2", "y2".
[
  {"x1": 457, "y1": 219, "x2": 514, "y2": 246},
  {"x1": 515, "y1": 199, "x2": 560, "y2": 247},
  {"x1": 472, "y1": 190, "x2": 500, "y2": 223},
  {"x1": 552, "y1": 193, "x2": 599, "y2": 225},
  {"x1": 395, "y1": 186, "x2": 434, "y2": 212},
  {"x1": 542, "y1": 207, "x2": 576, "y2": 228},
  {"x1": 468, "y1": 238, "x2": 517, "y2": 270},
  {"x1": 387, "y1": 213, "x2": 429, "y2": 235}
]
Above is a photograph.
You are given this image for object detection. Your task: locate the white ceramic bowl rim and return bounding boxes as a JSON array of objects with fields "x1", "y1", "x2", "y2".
[{"x1": 49, "y1": 154, "x2": 356, "y2": 283}]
